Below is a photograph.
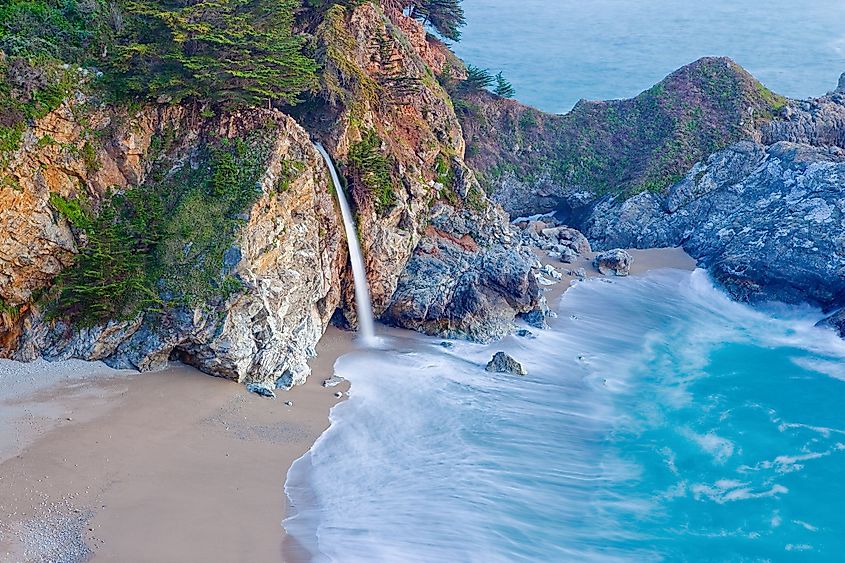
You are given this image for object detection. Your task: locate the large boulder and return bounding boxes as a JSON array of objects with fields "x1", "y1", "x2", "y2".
[
  {"x1": 593, "y1": 249, "x2": 633, "y2": 276},
  {"x1": 817, "y1": 310, "x2": 845, "y2": 338}
]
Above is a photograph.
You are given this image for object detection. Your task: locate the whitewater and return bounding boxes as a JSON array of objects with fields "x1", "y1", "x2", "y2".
[{"x1": 285, "y1": 268, "x2": 845, "y2": 561}]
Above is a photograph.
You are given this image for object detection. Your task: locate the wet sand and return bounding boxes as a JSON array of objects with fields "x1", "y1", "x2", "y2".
[{"x1": 0, "y1": 247, "x2": 695, "y2": 562}]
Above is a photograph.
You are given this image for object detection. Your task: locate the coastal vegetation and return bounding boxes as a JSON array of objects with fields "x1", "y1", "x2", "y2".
[
  {"x1": 459, "y1": 57, "x2": 789, "y2": 197},
  {"x1": 47, "y1": 128, "x2": 275, "y2": 325}
]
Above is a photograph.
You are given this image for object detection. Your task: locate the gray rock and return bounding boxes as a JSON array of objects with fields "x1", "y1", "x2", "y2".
[
  {"x1": 382, "y1": 203, "x2": 541, "y2": 343},
  {"x1": 817, "y1": 310, "x2": 845, "y2": 337},
  {"x1": 322, "y1": 374, "x2": 346, "y2": 388},
  {"x1": 515, "y1": 328, "x2": 534, "y2": 338},
  {"x1": 246, "y1": 383, "x2": 276, "y2": 399},
  {"x1": 837, "y1": 72, "x2": 845, "y2": 93},
  {"x1": 593, "y1": 249, "x2": 633, "y2": 276},
  {"x1": 485, "y1": 351, "x2": 527, "y2": 376}
]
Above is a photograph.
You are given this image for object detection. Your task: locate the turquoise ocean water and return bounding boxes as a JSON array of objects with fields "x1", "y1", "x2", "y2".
[
  {"x1": 454, "y1": 0, "x2": 845, "y2": 113},
  {"x1": 285, "y1": 270, "x2": 845, "y2": 561}
]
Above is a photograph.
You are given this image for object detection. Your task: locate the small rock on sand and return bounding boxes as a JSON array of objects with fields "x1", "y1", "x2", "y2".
[
  {"x1": 246, "y1": 384, "x2": 276, "y2": 399},
  {"x1": 485, "y1": 352, "x2": 528, "y2": 376}
]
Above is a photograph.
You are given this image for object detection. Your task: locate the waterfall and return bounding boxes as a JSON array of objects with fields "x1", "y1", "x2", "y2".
[{"x1": 314, "y1": 143, "x2": 376, "y2": 344}]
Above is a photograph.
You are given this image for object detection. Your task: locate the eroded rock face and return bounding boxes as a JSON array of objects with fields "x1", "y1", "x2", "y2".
[
  {"x1": 485, "y1": 352, "x2": 527, "y2": 376},
  {"x1": 382, "y1": 203, "x2": 540, "y2": 343},
  {"x1": 5, "y1": 106, "x2": 346, "y2": 388},
  {"x1": 817, "y1": 310, "x2": 845, "y2": 337},
  {"x1": 307, "y1": 2, "x2": 541, "y2": 342},
  {"x1": 583, "y1": 141, "x2": 845, "y2": 307}
]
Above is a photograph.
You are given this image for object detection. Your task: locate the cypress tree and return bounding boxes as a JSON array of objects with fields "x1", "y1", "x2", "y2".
[
  {"x1": 109, "y1": 0, "x2": 317, "y2": 106},
  {"x1": 406, "y1": 0, "x2": 465, "y2": 42}
]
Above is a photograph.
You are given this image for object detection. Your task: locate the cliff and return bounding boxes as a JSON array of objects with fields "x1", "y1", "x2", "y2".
[{"x1": 0, "y1": 1, "x2": 541, "y2": 388}]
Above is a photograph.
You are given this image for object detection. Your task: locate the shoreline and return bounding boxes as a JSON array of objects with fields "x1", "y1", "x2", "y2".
[
  {"x1": 0, "y1": 327, "x2": 354, "y2": 562},
  {"x1": 0, "y1": 247, "x2": 694, "y2": 562}
]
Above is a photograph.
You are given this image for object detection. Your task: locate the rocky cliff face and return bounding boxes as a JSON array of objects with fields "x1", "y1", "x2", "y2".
[
  {"x1": 461, "y1": 60, "x2": 845, "y2": 318},
  {"x1": 295, "y1": 2, "x2": 540, "y2": 339},
  {"x1": 1, "y1": 100, "x2": 347, "y2": 388},
  {"x1": 0, "y1": 1, "x2": 542, "y2": 387}
]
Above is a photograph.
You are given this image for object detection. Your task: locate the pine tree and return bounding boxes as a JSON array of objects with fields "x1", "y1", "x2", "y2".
[
  {"x1": 460, "y1": 64, "x2": 493, "y2": 93},
  {"x1": 405, "y1": 0, "x2": 465, "y2": 42},
  {"x1": 109, "y1": 0, "x2": 317, "y2": 106},
  {"x1": 494, "y1": 71, "x2": 515, "y2": 98}
]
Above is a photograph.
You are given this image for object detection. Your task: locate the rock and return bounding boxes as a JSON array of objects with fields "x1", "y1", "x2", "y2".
[
  {"x1": 817, "y1": 310, "x2": 845, "y2": 337},
  {"x1": 382, "y1": 204, "x2": 541, "y2": 344},
  {"x1": 515, "y1": 328, "x2": 534, "y2": 338},
  {"x1": 246, "y1": 384, "x2": 276, "y2": 399},
  {"x1": 593, "y1": 249, "x2": 633, "y2": 276},
  {"x1": 322, "y1": 375, "x2": 346, "y2": 388},
  {"x1": 559, "y1": 247, "x2": 578, "y2": 264},
  {"x1": 837, "y1": 72, "x2": 845, "y2": 93},
  {"x1": 284, "y1": 400, "x2": 293, "y2": 407},
  {"x1": 485, "y1": 352, "x2": 527, "y2": 376},
  {"x1": 334, "y1": 391, "x2": 343, "y2": 398},
  {"x1": 542, "y1": 264, "x2": 562, "y2": 280}
]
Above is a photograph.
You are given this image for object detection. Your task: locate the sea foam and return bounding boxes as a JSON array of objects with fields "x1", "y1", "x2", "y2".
[{"x1": 285, "y1": 269, "x2": 845, "y2": 560}]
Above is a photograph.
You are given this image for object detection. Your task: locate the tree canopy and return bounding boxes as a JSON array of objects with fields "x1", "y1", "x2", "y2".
[
  {"x1": 494, "y1": 71, "x2": 515, "y2": 98},
  {"x1": 405, "y1": 0, "x2": 465, "y2": 42},
  {"x1": 107, "y1": 0, "x2": 318, "y2": 106}
]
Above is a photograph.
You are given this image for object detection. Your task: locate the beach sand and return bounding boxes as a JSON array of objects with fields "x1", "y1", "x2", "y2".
[
  {"x1": 0, "y1": 247, "x2": 695, "y2": 562},
  {"x1": 0, "y1": 328, "x2": 354, "y2": 563}
]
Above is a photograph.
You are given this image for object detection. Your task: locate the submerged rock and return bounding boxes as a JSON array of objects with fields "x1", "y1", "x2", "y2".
[
  {"x1": 246, "y1": 384, "x2": 276, "y2": 399},
  {"x1": 322, "y1": 374, "x2": 346, "y2": 388},
  {"x1": 593, "y1": 249, "x2": 633, "y2": 276},
  {"x1": 485, "y1": 352, "x2": 527, "y2": 376}
]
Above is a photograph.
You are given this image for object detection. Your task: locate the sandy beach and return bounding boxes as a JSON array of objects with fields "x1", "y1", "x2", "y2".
[
  {"x1": 0, "y1": 328, "x2": 354, "y2": 563},
  {"x1": 0, "y1": 247, "x2": 694, "y2": 562}
]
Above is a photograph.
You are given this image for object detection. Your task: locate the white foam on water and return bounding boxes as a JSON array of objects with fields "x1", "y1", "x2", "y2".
[{"x1": 284, "y1": 268, "x2": 845, "y2": 560}]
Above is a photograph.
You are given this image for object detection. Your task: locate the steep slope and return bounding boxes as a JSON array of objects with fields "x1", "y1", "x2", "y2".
[{"x1": 460, "y1": 57, "x2": 786, "y2": 216}]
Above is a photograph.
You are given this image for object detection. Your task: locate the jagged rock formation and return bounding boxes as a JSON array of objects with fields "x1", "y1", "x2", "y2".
[
  {"x1": 460, "y1": 59, "x2": 845, "y2": 314},
  {"x1": 485, "y1": 351, "x2": 527, "y2": 376}
]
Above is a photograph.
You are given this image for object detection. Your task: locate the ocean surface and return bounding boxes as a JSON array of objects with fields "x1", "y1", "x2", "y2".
[
  {"x1": 285, "y1": 269, "x2": 845, "y2": 561},
  {"x1": 453, "y1": 0, "x2": 845, "y2": 113}
]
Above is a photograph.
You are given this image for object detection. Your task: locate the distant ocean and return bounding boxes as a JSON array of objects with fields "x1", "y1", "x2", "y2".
[{"x1": 454, "y1": 0, "x2": 845, "y2": 113}]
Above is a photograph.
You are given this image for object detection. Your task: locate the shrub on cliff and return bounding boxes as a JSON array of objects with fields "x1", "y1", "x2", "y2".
[
  {"x1": 47, "y1": 129, "x2": 275, "y2": 325},
  {"x1": 106, "y1": 0, "x2": 317, "y2": 106}
]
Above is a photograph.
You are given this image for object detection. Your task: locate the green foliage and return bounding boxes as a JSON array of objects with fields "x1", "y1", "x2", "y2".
[
  {"x1": 0, "y1": 0, "x2": 108, "y2": 60},
  {"x1": 461, "y1": 65, "x2": 493, "y2": 94},
  {"x1": 348, "y1": 129, "x2": 395, "y2": 213},
  {"x1": 493, "y1": 71, "x2": 515, "y2": 98},
  {"x1": 434, "y1": 152, "x2": 454, "y2": 189},
  {"x1": 48, "y1": 192, "x2": 160, "y2": 325},
  {"x1": 48, "y1": 129, "x2": 274, "y2": 325},
  {"x1": 107, "y1": 0, "x2": 317, "y2": 106},
  {"x1": 0, "y1": 55, "x2": 79, "y2": 153},
  {"x1": 405, "y1": 0, "x2": 466, "y2": 42},
  {"x1": 312, "y1": 4, "x2": 378, "y2": 108}
]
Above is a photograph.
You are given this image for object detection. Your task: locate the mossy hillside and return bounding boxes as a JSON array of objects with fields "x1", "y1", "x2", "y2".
[
  {"x1": 459, "y1": 57, "x2": 788, "y2": 198},
  {"x1": 47, "y1": 127, "x2": 276, "y2": 326}
]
